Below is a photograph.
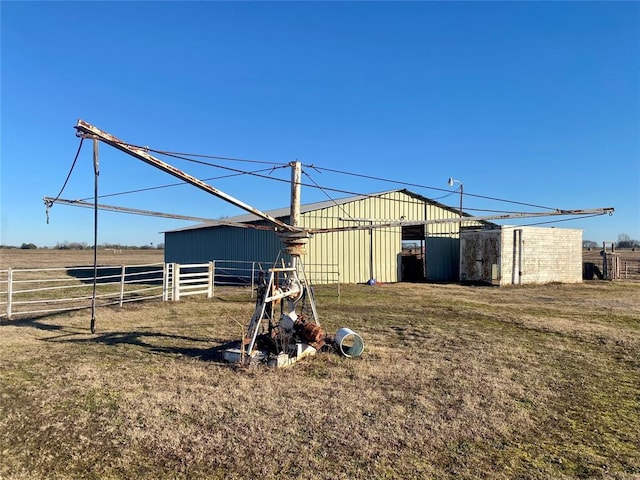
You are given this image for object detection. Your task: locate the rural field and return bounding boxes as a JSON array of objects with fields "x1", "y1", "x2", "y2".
[
  {"x1": 0, "y1": 249, "x2": 639, "y2": 479},
  {"x1": 0, "y1": 248, "x2": 164, "y2": 271}
]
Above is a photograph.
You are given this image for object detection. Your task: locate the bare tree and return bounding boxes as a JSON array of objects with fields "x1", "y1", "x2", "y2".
[{"x1": 616, "y1": 233, "x2": 639, "y2": 249}]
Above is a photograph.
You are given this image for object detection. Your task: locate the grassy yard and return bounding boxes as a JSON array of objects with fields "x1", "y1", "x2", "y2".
[{"x1": 1, "y1": 278, "x2": 639, "y2": 479}]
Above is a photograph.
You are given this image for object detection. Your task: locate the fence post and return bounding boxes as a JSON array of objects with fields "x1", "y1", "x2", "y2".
[
  {"x1": 163, "y1": 263, "x2": 173, "y2": 302},
  {"x1": 173, "y1": 263, "x2": 181, "y2": 301},
  {"x1": 7, "y1": 268, "x2": 13, "y2": 320},
  {"x1": 208, "y1": 261, "x2": 214, "y2": 298},
  {"x1": 624, "y1": 261, "x2": 628, "y2": 279},
  {"x1": 119, "y1": 265, "x2": 126, "y2": 307},
  {"x1": 251, "y1": 261, "x2": 255, "y2": 298},
  {"x1": 162, "y1": 263, "x2": 168, "y2": 301}
]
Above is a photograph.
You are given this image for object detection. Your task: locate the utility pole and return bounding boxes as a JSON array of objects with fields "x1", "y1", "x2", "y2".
[
  {"x1": 288, "y1": 160, "x2": 302, "y2": 270},
  {"x1": 290, "y1": 160, "x2": 302, "y2": 228}
]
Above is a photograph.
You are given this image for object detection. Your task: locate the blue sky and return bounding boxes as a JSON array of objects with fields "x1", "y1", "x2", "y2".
[{"x1": 1, "y1": 1, "x2": 638, "y2": 247}]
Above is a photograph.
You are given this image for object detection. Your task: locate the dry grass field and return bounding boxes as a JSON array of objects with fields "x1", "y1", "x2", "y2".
[
  {"x1": 1, "y1": 249, "x2": 639, "y2": 479},
  {"x1": 0, "y1": 248, "x2": 164, "y2": 271}
]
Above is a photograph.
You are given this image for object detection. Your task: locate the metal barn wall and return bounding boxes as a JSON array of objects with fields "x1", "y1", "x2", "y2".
[
  {"x1": 165, "y1": 226, "x2": 280, "y2": 266},
  {"x1": 165, "y1": 190, "x2": 470, "y2": 285},
  {"x1": 300, "y1": 190, "x2": 465, "y2": 284},
  {"x1": 460, "y1": 227, "x2": 583, "y2": 285},
  {"x1": 300, "y1": 190, "x2": 411, "y2": 284}
]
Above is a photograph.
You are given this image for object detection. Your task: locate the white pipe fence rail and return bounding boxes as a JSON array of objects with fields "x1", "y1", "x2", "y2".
[
  {"x1": 0, "y1": 260, "x2": 341, "y2": 320},
  {"x1": 164, "y1": 260, "x2": 340, "y2": 301},
  {"x1": 164, "y1": 262, "x2": 215, "y2": 301},
  {"x1": 0, "y1": 263, "x2": 164, "y2": 320}
]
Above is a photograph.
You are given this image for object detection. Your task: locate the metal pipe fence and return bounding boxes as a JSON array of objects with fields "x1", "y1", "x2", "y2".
[
  {"x1": 164, "y1": 260, "x2": 341, "y2": 301},
  {"x1": 582, "y1": 249, "x2": 640, "y2": 281},
  {"x1": 0, "y1": 260, "x2": 341, "y2": 319},
  {"x1": 1, "y1": 263, "x2": 164, "y2": 319}
]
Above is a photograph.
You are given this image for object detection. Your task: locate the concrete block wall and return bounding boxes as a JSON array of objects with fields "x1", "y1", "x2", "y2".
[{"x1": 500, "y1": 227, "x2": 582, "y2": 285}]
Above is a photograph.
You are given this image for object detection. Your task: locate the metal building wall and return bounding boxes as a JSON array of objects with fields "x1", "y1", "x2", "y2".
[
  {"x1": 300, "y1": 192, "x2": 402, "y2": 284},
  {"x1": 165, "y1": 226, "x2": 280, "y2": 265},
  {"x1": 165, "y1": 190, "x2": 469, "y2": 284},
  {"x1": 300, "y1": 190, "x2": 462, "y2": 284}
]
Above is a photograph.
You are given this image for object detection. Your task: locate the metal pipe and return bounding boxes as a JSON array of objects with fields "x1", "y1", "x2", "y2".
[
  {"x1": 369, "y1": 222, "x2": 374, "y2": 282},
  {"x1": 74, "y1": 120, "x2": 300, "y2": 233},
  {"x1": 90, "y1": 138, "x2": 99, "y2": 334}
]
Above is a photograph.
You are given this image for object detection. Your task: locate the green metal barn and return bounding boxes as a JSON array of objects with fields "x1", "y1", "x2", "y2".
[{"x1": 164, "y1": 189, "x2": 473, "y2": 284}]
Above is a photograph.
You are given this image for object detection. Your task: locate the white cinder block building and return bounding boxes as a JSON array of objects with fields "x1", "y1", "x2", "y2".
[{"x1": 459, "y1": 226, "x2": 583, "y2": 285}]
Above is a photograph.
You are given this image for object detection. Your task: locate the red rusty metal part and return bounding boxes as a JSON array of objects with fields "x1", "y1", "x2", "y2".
[{"x1": 300, "y1": 322, "x2": 324, "y2": 344}]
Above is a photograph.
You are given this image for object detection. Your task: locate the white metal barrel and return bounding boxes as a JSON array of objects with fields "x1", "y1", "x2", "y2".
[{"x1": 334, "y1": 328, "x2": 364, "y2": 357}]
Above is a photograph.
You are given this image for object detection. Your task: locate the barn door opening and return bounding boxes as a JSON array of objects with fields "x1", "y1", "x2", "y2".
[{"x1": 401, "y1": 225, "x2": 425, "y2": 282}]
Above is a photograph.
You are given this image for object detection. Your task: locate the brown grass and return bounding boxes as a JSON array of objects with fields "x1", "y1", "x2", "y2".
[
  {"x1": 0, "y1": 250, "x2": 639, "y2": 479},
  {"x1": 0, "y1": 248, "x2": 164, "y2": 271}
]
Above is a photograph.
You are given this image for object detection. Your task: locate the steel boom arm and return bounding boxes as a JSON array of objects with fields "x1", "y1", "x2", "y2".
[
  {"x1": 74, "y1": 119, "x2": 299, "y2": 233},
  {"x1": 319, "y1": 207, "x2": 615, "y2": 234},
  {"x1": 43, "y1": 196, "x2": 276, "y2": 230}
]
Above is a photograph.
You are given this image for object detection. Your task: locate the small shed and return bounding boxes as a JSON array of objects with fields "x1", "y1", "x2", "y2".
[{"x1": 459, "y1": 226, "x2": 583, "y2": 285}]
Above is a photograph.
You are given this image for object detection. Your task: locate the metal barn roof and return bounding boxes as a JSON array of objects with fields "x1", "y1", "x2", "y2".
[{"x1": 165, "y1": 189, "x2": 464, "y2": 233}]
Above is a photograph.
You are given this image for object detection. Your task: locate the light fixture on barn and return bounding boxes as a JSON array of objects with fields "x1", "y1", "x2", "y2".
[{"x1": 447, "y1": 177, "x2": 463, "y2": 216}]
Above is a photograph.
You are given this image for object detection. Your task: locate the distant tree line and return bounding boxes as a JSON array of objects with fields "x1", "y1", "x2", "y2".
[
  {"x1": 0, "y1": 242, "x2": 164, "y2": 250},
  {"x1": 583, "y1": 233, "x2": 639, "y2": 250}
]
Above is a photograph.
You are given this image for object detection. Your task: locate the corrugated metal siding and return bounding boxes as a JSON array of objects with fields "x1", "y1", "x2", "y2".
[
  {"x1": 165, "y1": 190, "x2": 471, "y2": 284},
  {"x1": 301, "y1": 191, "x2": 408, "y2": 283},
  {"x1": 165, "y1": 226, "x2": 280, "y2": 265},
  {"x1": 426, "y1": 237, "x2": 460, "y2": 281}
]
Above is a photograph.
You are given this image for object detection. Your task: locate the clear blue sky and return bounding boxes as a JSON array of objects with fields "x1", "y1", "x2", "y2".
[{"x1": 1, "y1": 1, "x2": 638, "y2": 247}]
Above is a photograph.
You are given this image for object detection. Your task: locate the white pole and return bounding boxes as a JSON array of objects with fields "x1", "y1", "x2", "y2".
[
  {"x1": 207, "y1": 261, "x2": 214, "y2": 298},
  {"x1": 119, "y1": 265, "x2": 126, "y2": 307},
  {"x1": 7, "y1": 268, "x2": 13, "y2": 320},
  {"x1": 162, "y1": 263, "x2": 168, "y2": 302},
  {"x1": 173, "y1": 264, "x2": 181, "y2": 301}
]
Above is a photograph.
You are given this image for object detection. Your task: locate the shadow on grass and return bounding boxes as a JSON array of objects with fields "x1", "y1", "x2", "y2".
[
  {"x1": 1, "y1": 314, "x2": 237, "y2": 364},
  {"x1": 1, "y1": 313, "x2": 70, "y2": 331},
  {"x1": 65, "y1": 265, "x2": 163, "y2": 285},
  {"x1": 61, "y1": 330, "x2": 237, "y2": 363}
]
